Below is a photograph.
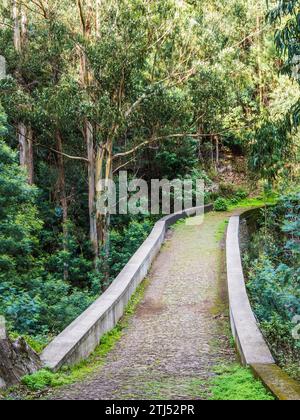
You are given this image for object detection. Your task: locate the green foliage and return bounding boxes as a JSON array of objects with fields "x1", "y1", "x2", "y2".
[
  {"x1": 249, "y1": 121, "x2": 292, "y2": 181},
  {"x1": 22, "y1": 280, "x2": 147, "y2": 392},
  {"x1": 210, "y1": 365, "x2": 274, "y2": 401},
  {"x1": 246, "y1": 193, "x2": 300, "y2": 379},
  {"x1": 214, "y1": 198, "x2": 229, "y2": 212},
  {"x1": 218, "y1": 182, "x2": 239, "y2": 199},
  {"x1": 22, "y1": 369, "x2": 70, "y2": 391},
  {"x1": 109, "y1": 219, "x2": 154, "y2": 279},
  {"x1": 0, "y1": 0, "x2": 298, "y2": 364}
]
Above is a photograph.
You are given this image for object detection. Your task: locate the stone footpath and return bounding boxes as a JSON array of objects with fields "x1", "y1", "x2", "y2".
[{"x1": 50, "y1": 212, "x2": 236, "y2": 400}]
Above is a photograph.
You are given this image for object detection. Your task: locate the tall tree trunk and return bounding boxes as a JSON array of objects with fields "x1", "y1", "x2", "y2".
[
  {"x1": 96, "y1": 139, "x2": 112, "y2": 249},
  {"x1": 12, "y1": 0, "x2": 21, "y2": 53},
  {"x1": 95, "y1": 139, "x2": 113, "y2": 284},
  {"x1": 78, "y1": 0, "x2": 99, "y2": 262},
  {"x1": 21, "y1": 7, "x2": 27, "y2": 48},
  {"x1": 86, "y1": 121, "x2": 98, "y2": 261},
  {"x1": 56, "y1": 130, "x2": 69, "y2": 281},
  {"x1": 18, "y1": 122, "x2": 27, "y2": 167},
  {"x1": 256, "y1": 14, "x2": 263, "y2": 111},
  {"x1": 27, "y1": 126, "x2": 34, "y2": 184},
  {"x1": 13, "y1": 2, "x2": 34, "y2": 184},
  {"x1": 95, "y1": 0, "x2": 101, "y2": 36},
  {"x1": 215, "y1": 136, "x2": 219, "y2": 172},
  {"x1": 18, "y1": 123, "x2": 34, "y2": 185}
]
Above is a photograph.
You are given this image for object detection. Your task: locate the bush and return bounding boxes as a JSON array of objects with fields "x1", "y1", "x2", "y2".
[
  {"x1": 245, "y1": 192, "x2": 300, "y2": 379},
  {"x1": 218, "y1": 182, "x2": 237, "y2": 198},
  {"x1": 235, "y1": 189, "x2": 248, "y2": 200},
  {"x1": 214, "y1": 198, "x2": 229, "y2": 212}
]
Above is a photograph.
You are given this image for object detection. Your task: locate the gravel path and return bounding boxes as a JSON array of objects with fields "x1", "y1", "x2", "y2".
[{"x1": 50, "y1": 212, "x2": 236, "y2": 400}]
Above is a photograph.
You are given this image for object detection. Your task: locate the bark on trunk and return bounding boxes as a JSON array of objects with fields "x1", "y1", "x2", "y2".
[
  {"x1": 0, "y1": 332, "x2": 41, "y2": 389},
  {"x1": 86, "y1": 121, "x2": 98, "y2": 260},
  {"x1": 78, "y1": 1, "x2": 99, "y2": 262},
  {"x1": 18, "y1": 123, "x2": 34, "y2": 185},
  {"x1": 18, "y1": 122, "x2": 27, "y2": 167},
  {"x1": 27, "y1": 126, "x2": 34, "y2": 185},
  {"x1": 12, "y1": 0, "x2": 21, "y2": 53},
  {"x1": 14, "y1": 3, "x2": 34, "y2": 184},
  {"x1": 56, "y1": 131, "x2": 69, "y2": 280},
  {"x1": 95, "y1": 139, "x2": 113, "y2": 283},
  {"x1": 256, "y1": 14, "x2": 263, "y2": 111},
  {"x1": 21, "y1": 8, "x2": 27, "y2": 48},
  {"x1": 215, "y1": 136, "x2": 219, "y2": 171}
]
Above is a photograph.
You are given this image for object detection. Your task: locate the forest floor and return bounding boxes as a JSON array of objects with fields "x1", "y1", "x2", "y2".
[{"x1": 44, "y1": 211, "x2": 241, "y2": 400}]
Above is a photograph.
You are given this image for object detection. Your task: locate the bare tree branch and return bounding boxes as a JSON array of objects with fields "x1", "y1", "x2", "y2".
[
  {"x1": 124, "y1": 67, "x2": 197, "y2": 119},
  {"x1": 113, "y1": 157, "x2": 136, "y2": 174}
]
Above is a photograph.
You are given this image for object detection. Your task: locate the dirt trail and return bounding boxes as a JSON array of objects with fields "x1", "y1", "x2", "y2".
[{"x1": 51, "y1": 212, "x2": 236, "y2": 400}]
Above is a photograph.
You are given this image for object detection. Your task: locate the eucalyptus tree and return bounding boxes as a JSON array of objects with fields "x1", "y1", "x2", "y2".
[
  {"x1": 268, "y1": 0, "x2": 300, "y2": 127},
  {"x1": 247, "y1": 0, "x2": 300, "y2": 181},
  {"x1": 67, "y1": 0, "x2": 203, "y2": 259}
]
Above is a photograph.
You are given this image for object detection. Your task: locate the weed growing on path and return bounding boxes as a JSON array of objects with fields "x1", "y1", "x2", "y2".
[{"x1": 209, "y1": 364, "x2": 275, "y2": 400}]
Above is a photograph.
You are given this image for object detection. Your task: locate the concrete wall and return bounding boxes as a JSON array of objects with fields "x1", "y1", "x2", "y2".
[
  {"x1": 42, "y1": 205, "x2": 213, "y2": 371},
  {"x1": 226, "y1": 215, "x2": 275, "y2": 365},
  {"x1": 226, "y1": 213, "x2": 300, "y2": 400}
]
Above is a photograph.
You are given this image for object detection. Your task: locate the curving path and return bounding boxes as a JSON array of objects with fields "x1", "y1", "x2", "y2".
[{"x1": 51, "y1": 211, "x2": 237, "y2": 400}]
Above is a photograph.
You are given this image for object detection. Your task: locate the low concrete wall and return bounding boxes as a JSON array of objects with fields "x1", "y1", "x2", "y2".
[
  {"x1": 42, "y1": 204, "x2": 213, "y2": 371},
  {"x1": 226, "y1": 213, "x2": 300, "y2": 400},
  {"x1": 226, "y1": 216, "x2": 275, "y2": 366}
]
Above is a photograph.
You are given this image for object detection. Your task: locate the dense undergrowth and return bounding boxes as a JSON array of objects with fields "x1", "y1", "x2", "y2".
[
  {"x1": 0, "y1": 135, "x2": 155, "y2": 342},
  {"x1": 16, "y1": 281, "x2": 148, "y2": 395},
  {"x1": 245, "y1": 193, "x2": 300, "y2": 381}
]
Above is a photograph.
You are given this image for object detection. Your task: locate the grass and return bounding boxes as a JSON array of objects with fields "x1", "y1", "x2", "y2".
[
  {"x1": 227, "y1": 195, "x2": 277, "y2": 211},
  {"x1": 209, "y1": 364, "x2": 275, "y2": 401},
  {"x1": 215, "y1": 219, "x2": 229, "y2": 241},
  {"x1": 20, "y1": 280, "x2": 149, "y2": 393}
]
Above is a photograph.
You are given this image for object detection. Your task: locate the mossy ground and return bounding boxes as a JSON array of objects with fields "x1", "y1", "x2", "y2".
[{"x1": 208, "y1": 365, "x2": 275, "y2": 400}]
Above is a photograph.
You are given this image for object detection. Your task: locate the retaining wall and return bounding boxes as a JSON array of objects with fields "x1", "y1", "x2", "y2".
[
  {"x1": 226, "y1": 212, "x2": 300, "y2": 401},
  {"x1": 41, "y1": 204, "x2": 213, "y2": 371}
]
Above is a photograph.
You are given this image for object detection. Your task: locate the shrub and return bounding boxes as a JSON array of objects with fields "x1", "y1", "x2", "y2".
[
  {"x1": 235, "y1": 189, "x2": 248, "y2": 200},
  {"x1": 218, "y1": 182, "x2": 237, "y2": 198},
  {"x1": 245, "y1": 192, "x2": 300, "y2": 380},
  {"x1": 214, "y1": 198, "x2": 229, "y2": 212}
]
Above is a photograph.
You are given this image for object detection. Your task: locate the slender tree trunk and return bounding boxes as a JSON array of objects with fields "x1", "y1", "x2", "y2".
[
  {"x1": 197, "y1": 124, "x2": 203, "y2": 162},
  {"x1": 256, "y1": 14, "x2": 263, "y2": 111},
  {"x1": 56, "y1": 130, "x2": 69, "y2": 281},
  {"x1": 12, "y1": 0, "x2": 21, "y2": 53},
  {"x1": 13, "y1": 2, "x2": 34, "y2": 184},
  {"x1": 77, "y1": 0, "x2": 99, "y2": 263},
  {"x1": 215, "y1": 136, "x2": 219, "y2": 171},
  {"x1": 21, "y1": 7, "x2": 27, "y2": 48},
  {"x1": 86, "y1": 121, "x2": 98, "y2": 261},
  {"x1": 18, "y1": 123, "x2": 34, "y2": 184},
  {"x1": 211, "y1": 135, "x2": 214, "y2": 167},
  {"x1": 18, "y1": 123, "x2": 27, "y2": 167},
  {"x1": 95, "y1": 138, "x2": 113, "y2": 283},
  {"x1": 95, "y1": 0, "x2": 101, "y2": 36},
  {"x1": 27, "y1": 126, "x2": 34, "y2": 185}
]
